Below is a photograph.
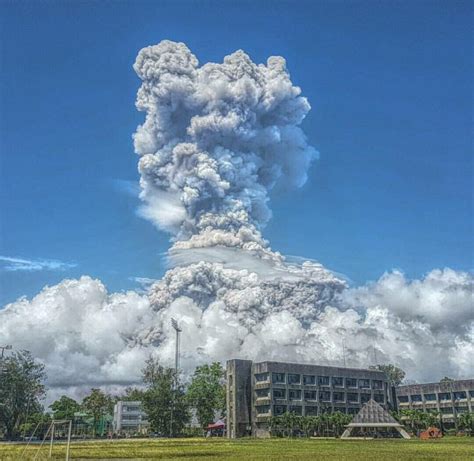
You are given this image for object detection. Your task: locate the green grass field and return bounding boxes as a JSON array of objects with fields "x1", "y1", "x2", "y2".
[{"x1": 1, "y1": 436, "x2": 473, "y2": 460}]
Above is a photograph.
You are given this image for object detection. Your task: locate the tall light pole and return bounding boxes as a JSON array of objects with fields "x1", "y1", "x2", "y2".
[
  {"x1": 171, "y1": 318, "x2": 182, "y2": 375},
  {"x1": 169, "y1": 318, "x2": 182, "y2": 437}
]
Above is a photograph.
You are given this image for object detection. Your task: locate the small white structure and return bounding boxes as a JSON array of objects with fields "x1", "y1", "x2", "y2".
[
  {"x1": 113, "y1": 401, "x2": 149, "y2": 434},
  {"x1": 341, "y1": 399, "x2": 411, "y2": 439}
]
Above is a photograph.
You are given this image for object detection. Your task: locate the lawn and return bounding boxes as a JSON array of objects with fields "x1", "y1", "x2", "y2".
[{"x1": 0, "y1": 436, "x2": 473, "y2": 460}]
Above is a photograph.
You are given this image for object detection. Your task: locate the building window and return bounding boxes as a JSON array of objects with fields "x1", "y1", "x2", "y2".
[
  {"x1": 359, "y1": 379, "x2": 370, "y2": 389},
  {"x1": 256, "y1": 405, "x2": 270, "y2": 415},
  {"x1": 333, "y1": 392, "x2": 344, "y2": 402},
  {"x1": 398, "y1": 395, "x2": 409, "y2": 403},
  {"x1": 347, "y1": 393, "x2": 358, "y2": 403},
  {"x1": 372, "y1": 380, "x2": 383, "y2": 390},
  {"x1": 424, "y1": 394, "x2": 436, "y2": 401},
  {"x1": 303, "y1": 375, "x2": 316, "y2": 385},
  {"x1": 453, "y1": 391, "x2": 467, "y2": 400},
  {"x1": 272, "y1": 373, "x2": 285, "y2": 384},
  {"x1": 255, "y1": 388, "x2": 269, "y2": 398},
  {"x1": 332, "y1": 377, "x2": 344, "y2": 387},
  {"x1": 289, "y1": 406, "x2": 302, "y2": 415},
  {"x1": 305, "y1": 406, "x2": 318, "y2": 416},
  {"x1": 374, "y1": 393, "x2": 384, "y2": 403},
  {"x1": 319, "y1": 391, "x2": 331, "y2": 402},
  {"x1": 360, "y1": 393, "x2": 371, "y2": 404},
  {"x1": 318, "y1": 376, "x2": 330, "y2": 386},
  {"x1": 124, "y1": 406, "x2": 140, "y2": 412},
  {"x1": 255, "y1": 372, "x2": 269, "y2": 382},
  {"x1": 288, "y1": 373, "x2": 301, "y2": 385},
  {"x1": 440, "y1": 407, "x2": 453, "y2": 414},
  {"x1": 274, "y1": 405, "x2": 286, "y2": 416},
  {"x1": 469, "y1": 390, "x2": 474, "y2": 397},
  {"x1": 273, "y1": 388, "x2": 286, "y2": 399},
  {"x1": 289, "y1": 389, "x2": 302, "y2": 400},
  {"x1": 438, "y1": 392, "x2": 451, "y2": 401},
  {"x1": 455, "y1": 407, "x2": 469, "y2": 414},
  {"x1": 304, "y1": 390, "x2": 317, "y2": 401},
  {"x1": 346, "y1": 378, "x2": 357, "y2": 388},
  {"x1": 411, "y1": 394, "x2": 422, "y2": 402},
  {"x1": 348, "y1": 407, "x2": 359, "y2": 415}
]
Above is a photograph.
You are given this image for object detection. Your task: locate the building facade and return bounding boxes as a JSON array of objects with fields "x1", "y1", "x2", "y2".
[
  {"x1": 226, "y1": 359, "x2": 393, "y2": 438},
  {"x1": 113, "y1": 401, "x2": 149, "y2": 434},
  {"x1": 396, "y1": 379, "x2": 474, "y2": 427}
]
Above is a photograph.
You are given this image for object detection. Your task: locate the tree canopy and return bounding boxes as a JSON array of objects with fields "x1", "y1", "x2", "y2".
[
  {"x1": 141, "y1": 357, "x2": 189, "y2": 436},
  {"x1": 369, "y1": 364, "x2": 406, "y2": 386},
  {"x1": 0, "y1": 350, "x2": 46, "y2": 440},
  {"x1": 49, "y1": 395, "x2": 80, "y2": 420},
  {"x1": 186, "y1": 362, "x2": 226, "y2": 430},
  {"x1": 82, "y1": 388, "x2": 114, "y2": 436}
]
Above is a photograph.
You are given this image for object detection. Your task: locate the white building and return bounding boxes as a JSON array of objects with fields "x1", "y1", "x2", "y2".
[{"x1": 113, "y1": 401, "x2": 149, "y2": 434}]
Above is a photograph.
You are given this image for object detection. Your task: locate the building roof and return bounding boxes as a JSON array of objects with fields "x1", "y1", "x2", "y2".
[
  {"x1": 348, "y1": 399, "x2": 402, "y2": 428},
  {"x1": 249, "y1": 360, "x2": 387, "y2": 377}
]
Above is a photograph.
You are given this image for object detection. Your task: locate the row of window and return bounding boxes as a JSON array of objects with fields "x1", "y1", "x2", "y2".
[
  {"x1": 256, "y1": 405, "x2": 364, "y2": 416},
  {"x1": 255, "y1": 372, "x2": 384, "y2": 389},
  {"x1": 256, "y1": 388, "x2": 384, "y2": 404},
  {"x1": 398, "y1": 390, "x2": 474, "y2": 403}
]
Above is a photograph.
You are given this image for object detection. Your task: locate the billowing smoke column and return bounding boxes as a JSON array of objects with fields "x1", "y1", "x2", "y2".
[
  {"x1": 131, "y1": 40, "x2": 347, "y2": 360},
  {"x1": 133, "y1": 40, "x2": 315, "y2": 244},
  {"x1": 0, "y1": 41, "x2": 472, "y2": 401}
]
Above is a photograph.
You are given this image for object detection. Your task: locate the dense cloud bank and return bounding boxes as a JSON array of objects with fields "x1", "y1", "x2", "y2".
[
  {"x1": 1, "y1": 42, "x2": 472, "y2": 399},
  {"x1": 1, "y1": 269, "x2": 472, "y2": 398}
]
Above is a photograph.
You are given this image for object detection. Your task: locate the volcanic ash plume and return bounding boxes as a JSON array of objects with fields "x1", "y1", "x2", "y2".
[{"x1": 131, "y1": 40, "x2": 346, "y2": 360}]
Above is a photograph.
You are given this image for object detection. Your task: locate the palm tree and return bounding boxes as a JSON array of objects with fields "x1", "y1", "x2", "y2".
[
  {"x1": 458, "y1": 413, "x2": 473, "y2": 436},
  {"x1": 268, "y1": 415, "x2": 281, "y2": 437},
  {"x1": 300, "y1": 415, "x2": 317, "y2": 437},
  {"x1": 281, "y1": 412, "x2": 299, "y2": 438}
]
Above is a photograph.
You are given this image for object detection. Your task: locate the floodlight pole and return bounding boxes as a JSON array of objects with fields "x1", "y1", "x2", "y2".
[
  {"x1": 171, "y1": 318, "x2": 182, "y2": 375},
  {"x1": 170, "y1": 318, "x2": 182, "y2": 438}
]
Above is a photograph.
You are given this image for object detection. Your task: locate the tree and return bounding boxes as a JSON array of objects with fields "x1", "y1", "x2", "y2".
[
  {"x1": 82, "y1": 388, "x2": 113, "y2": 437},
  {"x1": 300, "y1": 415, "x2": 318, "y2": 437},
  {"x1": 330, "y1": 411, "x2": 352, "y2": 437},
  {"x1": 440, "y1": 377, "x2": 455, "y2": 383},
  {"x1": 119, "y1": 387, "x2": 146, "y2": 402},
  {"x1": 141, "y1": 357, "x2": 189, "y2": 436},
  {"x1": 369, "y1": 364, "x2": 406, "y2": 386},
  {"x1": 186, "y1": 362, "x2": 225, "y2": 431},
  {"x1": 49, "y1": 396, "x2": 80, "y2": 421},
  {"x1": 280, "y1": 412, "x2": 300, "y2": 438},
  {"x1": 18, "y1": 412, "x2": 51, "y2": 439},
  {"x1": 0, "y1": 350, "x2": 46, "y2": 440},
  {"x1": 458, "y1": 413, "x2": 473, "y2": 436}
]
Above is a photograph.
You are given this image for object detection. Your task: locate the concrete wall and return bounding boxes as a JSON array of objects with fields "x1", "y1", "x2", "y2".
[{"x1": 226, "y1": 359, "x2": 252, "y2": 438}]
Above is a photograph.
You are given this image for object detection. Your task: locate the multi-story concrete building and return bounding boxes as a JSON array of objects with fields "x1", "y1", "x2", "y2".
[
  {"x1": 226, "y1": 359, "x2": 394, "y2": 438},
  {"x1": 396, "y1": 379, "x2": 474, "y2": 427},
  {"x1": 113, "y1": 401, "x2": 149, "y2": 434}
]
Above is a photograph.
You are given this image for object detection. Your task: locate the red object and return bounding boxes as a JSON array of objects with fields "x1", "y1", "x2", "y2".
[{"x1": 207, "y1": 421, "x2": 225, "y2": 430}]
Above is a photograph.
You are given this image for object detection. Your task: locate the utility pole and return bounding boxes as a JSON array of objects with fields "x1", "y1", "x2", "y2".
[{"x1": 170, "y1": 318, "x2": 182, "y2": 437}]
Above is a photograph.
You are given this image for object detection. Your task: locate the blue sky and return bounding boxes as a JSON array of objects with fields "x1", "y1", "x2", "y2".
[{"x1": 0, "y1": 0, "x2": 472, "y2": 306}]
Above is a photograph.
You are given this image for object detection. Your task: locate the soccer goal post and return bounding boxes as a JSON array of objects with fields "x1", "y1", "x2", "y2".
[{"x1": 43, "y1": 419, "x2": 73, "y2": 460}]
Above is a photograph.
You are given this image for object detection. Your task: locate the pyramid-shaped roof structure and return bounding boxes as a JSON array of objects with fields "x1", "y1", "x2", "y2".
[{"x1": 348, "y1": 399, "x2": 401, "y2": 427}]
